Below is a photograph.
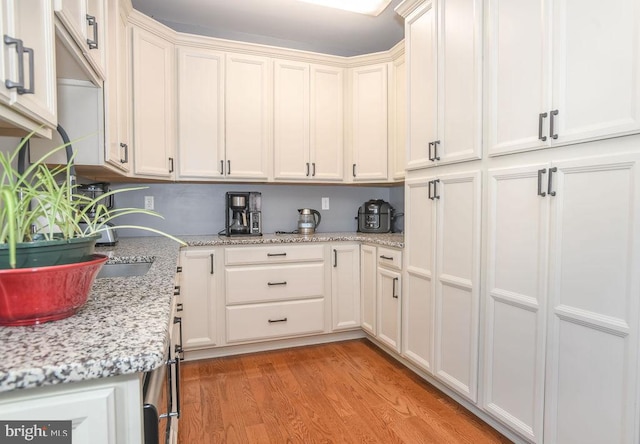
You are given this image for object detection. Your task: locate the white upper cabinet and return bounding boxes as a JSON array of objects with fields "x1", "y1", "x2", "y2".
[
  {"x1": 177, "y1": 46, "x2": 225, "y2": 180},
  {"x1": 310, "y1": 64, "x2": 344, "y2": 181},
  {"x1": 400, "y1": 0, "x2": 483, "y2": 170},
  {"x1": 274, "y1": 61, "x2": 344, "y2": 181},
  {"x1": 485, "y1": 0, "x2": 640, "y2": 156},
  {"x1": 350, "y1": 63, "x2": 388, "y2": 181},
  {"x1": 54, "y1": 0, "x2": 107, "y2": 80},
  {"x1": 225, "y1": 53, "x2": 271, "y2": 180},
  {"x1": 131, "y1": 25, "x2": 176, "y2": 179},
  {"x1": 390, "y1": 54, "x2": 406, "y2": 180},
  {"x1": 0, "y1": 0, "x2": 57, "y2": 138}
]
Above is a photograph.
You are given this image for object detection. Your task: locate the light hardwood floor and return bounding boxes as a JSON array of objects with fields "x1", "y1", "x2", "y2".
[{"x1": 179, "y1": 339, "x2": 511, "y2": 443}]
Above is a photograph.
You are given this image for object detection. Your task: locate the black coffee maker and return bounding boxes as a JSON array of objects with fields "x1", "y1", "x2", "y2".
[{"x1": 225, "y1": 192, "x2": 262, "y2": 236}]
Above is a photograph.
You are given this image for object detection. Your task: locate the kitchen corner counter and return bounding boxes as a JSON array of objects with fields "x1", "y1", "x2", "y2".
[
  {"x1": 0, "y1": 237, "x2": 182, "y2": 394},
  {"x1": 182, "y1": 232, "x2": 404, "y2": 249},
  {"x1": 0, "y1": 232, "x2": 402, "y2": 394}
]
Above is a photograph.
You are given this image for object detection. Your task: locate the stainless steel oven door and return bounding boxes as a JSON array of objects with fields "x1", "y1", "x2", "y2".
[{"x1": 143, "y1": 315, "x2": 183, "y2": 444}]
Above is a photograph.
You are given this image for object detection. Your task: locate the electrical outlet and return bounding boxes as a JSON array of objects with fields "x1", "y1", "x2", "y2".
[
  {"x1": 322, "y1": 197, "x2": 330, "y2": 210},
  {"x1": 144, "y1": 196, "x2": 154, "y2": 210}
]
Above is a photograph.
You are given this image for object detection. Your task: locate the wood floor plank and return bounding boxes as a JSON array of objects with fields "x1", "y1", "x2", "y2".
[{"x1": 178, "y1": 339, "x2": 511, "y2": 443}]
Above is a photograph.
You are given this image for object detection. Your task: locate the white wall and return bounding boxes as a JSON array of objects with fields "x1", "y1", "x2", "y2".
[{"x1": 110, "y1": 182, "x2": 405, "y2": 237}]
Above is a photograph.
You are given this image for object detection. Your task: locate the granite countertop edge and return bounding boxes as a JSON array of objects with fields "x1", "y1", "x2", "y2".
[{"x1": 0, "y1": 232, "x2": 403, "y2": 394}]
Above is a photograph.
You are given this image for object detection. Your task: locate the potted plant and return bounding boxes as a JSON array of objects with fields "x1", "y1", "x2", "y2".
[{"x1": 0, "y1": 132, "x2": 184, "y2": 325}]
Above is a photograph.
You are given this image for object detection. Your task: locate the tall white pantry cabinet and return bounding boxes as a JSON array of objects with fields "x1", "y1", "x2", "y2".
[{"x1": 397, "y1": 0, "x2": 640, "y2": 442}]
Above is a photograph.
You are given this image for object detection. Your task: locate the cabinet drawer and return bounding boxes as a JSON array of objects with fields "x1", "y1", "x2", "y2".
[
  {"x1": 226, "y1": 299, "x2": 325, "y2": 342},
  {"x1": 225, "y1": 244, "x2": 325, "y2": 265},
  {"x1": 377, "y1": 246, "x2": 402, "y2": 270},
  {"x1": 226, "y1": 263, "x2": 325, "y2": 305}
]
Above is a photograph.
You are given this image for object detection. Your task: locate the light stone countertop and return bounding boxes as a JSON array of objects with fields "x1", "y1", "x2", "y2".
[{"x1": 0, "y1": 232, "x2": 403, "y2": 393}]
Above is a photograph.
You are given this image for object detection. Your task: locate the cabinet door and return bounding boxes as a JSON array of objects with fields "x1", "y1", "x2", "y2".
[
  {"x1": 310, "y1": 64, "x2": 344, "y2": 181},
  {"x1": 437, "y1": 0, "x2": 482, "y2": 164},
  {"x1": 483, "y1": 164, "x2": 549, "y2": 443},
  {"x1": 405, "y1": 2, "x2": 437, "y2": 170},
  {"x1": 132, "y1": 26, "x2": 175, "y2": 179},
  {"x1": 84, "y1": 0, "x2": 106, "y2": 79},
  {"x1": 8, "y1": 0, "x2": 57, "y2": 129},
  {"x1": 544, "y1": 153, "x2": 640, "y2": 444},
  {"x1": 273, "y1": 60, "x2": 309, "y2": 180},
  {"x1": 403, "y1": 177, "x2": 436, "y2": 372},
  {"x1": 485, "y1": 0, "x2": 549, "y2": 156},
  {"x1": 225, "y1": 53, "x2": 271, "y2": 179},
  {"x1": 390, "y1": 55, "x2": 406, "y2": 180},
  {"x1": 104, "y1": 1, "x2": 130, "y2": 172},
  {"x1": 360, "y1": 244, "x2": 377, "y2": 335},
  {"x1": 177, "y1": 47, "x2": 225, "y2": 180},
  {"x1": 377, "y1": 267, "x2": 401, "y2": 352},
  {"x1": 180, "y1": 249, "x2": 218, "y2": 350},
  {"x1": 434, "y1": 170, "x2": 481, "y2": 402},
  {"x1": 331, "y1": 244, "x2": 361, "y2": 330},
  {"x1": 551, "y1": 0, "x2": 640, "y2": 145},
  {"x1": 351, "y1": 63, "x2": 388, "y2": 181}
]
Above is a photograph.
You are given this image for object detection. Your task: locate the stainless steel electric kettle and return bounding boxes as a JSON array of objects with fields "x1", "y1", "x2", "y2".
[{"x1": 297, "y1": 208, "x2": 321, "y2": 235}]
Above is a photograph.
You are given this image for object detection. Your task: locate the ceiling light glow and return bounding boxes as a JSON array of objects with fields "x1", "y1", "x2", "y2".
[{"x1": 296, "y1": 0, "x2": 393, "y2": 16}]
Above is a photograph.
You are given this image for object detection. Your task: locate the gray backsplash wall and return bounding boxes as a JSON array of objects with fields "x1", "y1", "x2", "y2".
[{"x1": 110, "y1": 182, "x2": 405, "y2": 237}]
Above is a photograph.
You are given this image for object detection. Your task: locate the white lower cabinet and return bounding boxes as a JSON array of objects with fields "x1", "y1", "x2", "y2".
[
  {"x1": 0, "y1": 375, "x2": 142, "y2": 444},
  {"x1": 403, "y1": 169, "x2": 481, "y2": 403},
  {"x1": 179, "y1": 247, "x2": 218, "y2": 350},
  {"x1": 331, "y1": 243, "x2": 361, "y2": 330},
  {"x1": 377, "y1": 247, "x2": 402, "y2": 353},
  {"x1": 483, "y1": 151, "x2": 640, "y2": 443},
  {"x1": 360, "y1": 244, "x2": 378, "y2": 335}
]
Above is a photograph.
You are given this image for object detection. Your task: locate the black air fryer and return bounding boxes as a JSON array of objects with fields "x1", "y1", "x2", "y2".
[{"x1": 357, "y1": 199, "x2": 394, "y2": 233}]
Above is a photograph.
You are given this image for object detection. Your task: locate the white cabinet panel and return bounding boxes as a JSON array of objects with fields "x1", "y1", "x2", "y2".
[
  {"x1": 331, "y1": 244, "x2": 361, "y2": 330},
  {"x1": 360, "y1": 244, "x2": 377, "y2": 335},
  {"x1": 177, "y1": 47, "x2": 225, "y2": 179},
  {"x1": 225, "y1": 53, "x2": 271, "y2": 179},
  {"x1": 483, "y1": 164, "x2": 549, "y2": 442},
  {"x1": 351, "y1": 63, "x2": 388, "y2": 181},
  {"x1": 180, "y1": 248, "x2": 218, "y2": 350},
  {"x1": 132, "y1": 26, "x2": 175, "y2": 179},
  {"x1": 377, "y1": 266, "x2": 401, "y2": 352}
]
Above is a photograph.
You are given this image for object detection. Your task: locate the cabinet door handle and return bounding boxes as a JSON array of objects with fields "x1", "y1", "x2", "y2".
[
  {"x1": 306, "y1": 162, "x2": 310, "y2": 177},
  {"x1": 428, "y1": 180, "x2": 434, "y2": 200},
  {"x1": 268, "y1": 317, "x2": 287, "y2": 323},
  {"x1": 173, "y1": 285, "x2": 181, "y2": 296},
  {"x1": 169, "y1": 157, "x2": 174, "y2": 173},
  {"x1": 220, "y1": 160, "x2": 224, "y2": 175},
  {"x1": 392, "y1": 277, "x2": 398, "y2": 299},
  {"x1": 538, "y1": 112, "x2": 548, "y2": 141},
  {"x1": 548, "y1": 167, "x2": 557, "y2": 196},
  {"x1": 120, "y1": 143, "x2": 128, "y2": 164},
  {"x1": 267, "y1": 281, "x2": 287, "y2": 286},
  {"x1": 210, "y1": 254, "x2": 214, "y2": 274},
  {"x1": 352, "y1": 163, "x2": 357, "y2": 178},
  {"x1": 333, "y1": 249, "x2": 337, "y2": 267},
  {"x1": 380, "y1": 255, "x2": 393, "y2": 260},
  {"x1": 433, "y1": 140, "x2": 441, "y2": 161},
  {"x1": 550, "y1": 109, "x2": 559, "y2": 140},
  {"x1": 86, "y1": 14, "x2": 99, "y2": 49},
  {"x1": 428, "y1": 141, "x2": 434, "y2": 161},
  {"x1": 22, "y1": 46, "x2": 34, "y2": 95},
  {"x1": 267, "y1": 252, "x2": 287, "y2": 257},
  {"x1": 176, "y1": 303, "x2": 183, "y2": 312},
  {"x1": 4, "y1": 36, "x2": 25, "y2": 92},
  {"x1": 537, "y1": 168, "x2": 547, "y2": 196},
  {"x1": 312, "y1": 163, "x2": 316, "y2": 177},
  {"x1": 227, "y1": 160, "x2": 231, "y2": 175},
  {"x1": 433, "y1": 179, "x2": 441, "y2": 199}
]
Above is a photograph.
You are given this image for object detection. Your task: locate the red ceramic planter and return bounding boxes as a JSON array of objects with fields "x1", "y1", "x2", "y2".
[{"x1": 0, "y1": 254, "x2": 108, "y2": 326}]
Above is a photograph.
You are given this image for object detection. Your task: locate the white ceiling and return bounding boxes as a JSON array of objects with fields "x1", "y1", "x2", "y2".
[{"x1": 130, "y1": 0, "x2": 405, "y2": 57}]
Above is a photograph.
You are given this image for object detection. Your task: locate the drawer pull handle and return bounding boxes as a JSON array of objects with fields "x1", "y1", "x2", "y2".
[
  {"x1": 176, "y1": 303, "x2": 183, "y2": 312},
  {"x1": 380, "y1": 255, "x2": 394, "y2": 260},
  {"x1": 268, "y1": 317, "x2": 288, "y2": 323},
  {"x1": 267, "y1": 281, "x2": 287, "y2": 286},
  {"x1": 267, "y1": 253, "x2": 287, "y2": 257},
  {"x1": 173, "y1": 285, "x2": 180, "y2": 296}
]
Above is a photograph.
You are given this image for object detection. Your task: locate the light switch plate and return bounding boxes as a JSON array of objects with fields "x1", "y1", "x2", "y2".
[{"x1": 322, "y1": 197, "x2": 330, "y2": 210}]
